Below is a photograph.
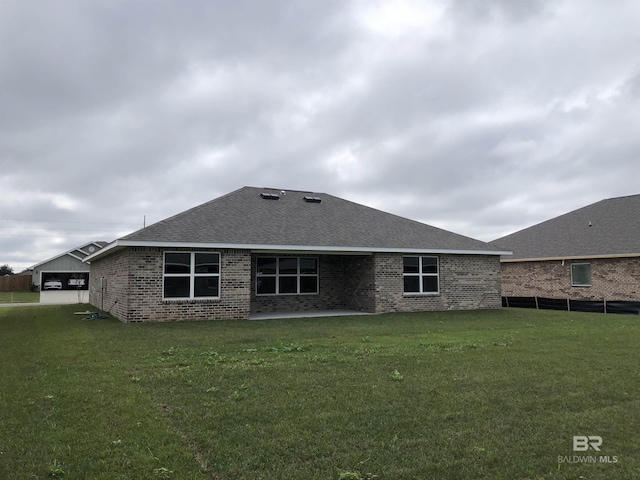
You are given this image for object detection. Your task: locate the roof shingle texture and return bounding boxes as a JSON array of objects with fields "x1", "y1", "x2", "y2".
[
  {"x1": 492, "y1": 194, "x2": 640, "y2": 259},
  {"x1": 122, "y1": 186, "x2": 501, "y2": 252}
]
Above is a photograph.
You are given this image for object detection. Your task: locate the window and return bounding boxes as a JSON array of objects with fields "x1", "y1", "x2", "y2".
[
  {"x1": 256, "y1": 257, "x2": 318, "y2": 295},
  {"x1": 403, "y1": 256, "x2": 439, "y2": 294},
  {"x1": 571, "y1": 263, "x2": 591, "y2": 287},
  {"x1": 163, "y1": 252, "x2": 220, "y2": 299}
]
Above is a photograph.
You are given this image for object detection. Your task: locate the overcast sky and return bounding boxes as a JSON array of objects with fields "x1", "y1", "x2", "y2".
[{"x1": 2, "y1": 0, "x2": 639, "y2": 272}]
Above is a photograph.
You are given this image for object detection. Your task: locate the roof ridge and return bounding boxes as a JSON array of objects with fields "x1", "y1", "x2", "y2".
[
  {"x1": 258, "y1": 186, "x2": 318, "y2": 194},
  {"x1": 602, "y1": 193, "x2": 640, "y2": 201}
]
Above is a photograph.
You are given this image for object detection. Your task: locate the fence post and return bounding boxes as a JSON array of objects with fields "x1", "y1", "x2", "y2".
[
  {"x1": 535, "y1": 297, "x2": 539, "y2": 309},
  {"x1": 566, "y1": 298, "x2": 570, "y2": 311},
  {"x1": 604, "y1": 299, "x2": 607, "y2": 314}
]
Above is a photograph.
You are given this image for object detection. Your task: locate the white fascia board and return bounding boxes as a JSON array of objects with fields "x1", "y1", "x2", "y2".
[
  {"x1": 501, "y1": 252, "x2": 640, "y2": 263},
  {"x1": 84, "y1": 239, "x2": 511, "y2": 260}
]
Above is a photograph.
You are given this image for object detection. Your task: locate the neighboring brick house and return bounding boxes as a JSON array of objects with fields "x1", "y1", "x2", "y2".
[
  {"x1": 493, "y1": 194, "x2": 640, "y2": 303},
  {"x1": 84, "y1": 186, "x2": 509, "y2": 322}
]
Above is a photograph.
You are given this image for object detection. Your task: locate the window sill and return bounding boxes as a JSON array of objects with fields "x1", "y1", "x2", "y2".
[
  {"x1": 403, "y1": 292, "x2": 440, "y2": 297},
  {"x1": 162, "y1": 297, "x2": 221, "y2": 304}
]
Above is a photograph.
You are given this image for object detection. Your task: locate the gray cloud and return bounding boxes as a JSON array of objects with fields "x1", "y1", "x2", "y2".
[{"x1": 1, "y1": 0, "x2": 639, "y2": 270}]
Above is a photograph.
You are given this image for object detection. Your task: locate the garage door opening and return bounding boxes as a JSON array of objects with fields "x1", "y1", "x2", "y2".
[{"x1": 40, "y1": 272, "x2": 90, "y2": 304}]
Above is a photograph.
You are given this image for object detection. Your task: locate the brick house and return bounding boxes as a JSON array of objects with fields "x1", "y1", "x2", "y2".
[
  {"x1": 493, "y1": 194, "x2": 640, "y2": 303},
  {"x1": 84, "y1": 186, "x2": 509, "y2": 322}
]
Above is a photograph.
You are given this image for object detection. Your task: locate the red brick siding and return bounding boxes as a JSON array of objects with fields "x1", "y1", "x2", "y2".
[{"x1": 501, "y1": 257, "x2": 640, "y2": 301}]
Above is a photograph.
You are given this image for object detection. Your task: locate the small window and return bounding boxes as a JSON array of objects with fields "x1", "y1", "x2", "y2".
[
  {"x1": 279, "y1": 258, "x2": 298, "y2": 275},
  {"x1": 163, "y1": 252, "x2": 220, "y2": 300},
  {"x1": 300, "y1": 258, "x2": 317, "y2": 274},
  {"x1": 195, "y1": 253, "x2": 220, "y2": 274},
  {"x1": 164, "y1": 252, "x2": 191, "y2": 274},
  {"x1": 257, "y1": 258, "x2": 277, "y2": 275},
  {"x1": 571, "y1": 263, "x2": 591, "y2": 287},
  {"x1": 403, "y1": 256, "x2": 439, "y2": 294}
]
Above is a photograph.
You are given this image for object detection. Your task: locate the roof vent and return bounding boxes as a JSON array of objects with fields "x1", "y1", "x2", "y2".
[
  {"x1": 303, "y1": 196, "x2": 322, "y2": 203},
  {"x1": 260, "y1": 193, "x2": 280, "y2": 200}
]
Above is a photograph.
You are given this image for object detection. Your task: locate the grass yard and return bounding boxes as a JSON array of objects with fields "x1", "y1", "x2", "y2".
[
  {"x1": 1, "y1": 307, "x2": 639, "y2": 480},
  {"x1": 0, "y1": 291, "x2": 39, "y2": 303}
]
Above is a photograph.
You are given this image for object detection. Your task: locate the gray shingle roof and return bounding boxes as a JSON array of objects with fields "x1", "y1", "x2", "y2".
[
  {"x1": 492, "y1": 194, "x2": 640, "y2": 260},
  {"x1": 116, "y1": 186, "x2": 504, "y2": 254}
]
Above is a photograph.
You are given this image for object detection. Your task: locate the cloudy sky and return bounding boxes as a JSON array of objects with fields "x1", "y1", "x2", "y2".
[{"x1": 2, "y1": 0, "x2": 639, "y2": 272}]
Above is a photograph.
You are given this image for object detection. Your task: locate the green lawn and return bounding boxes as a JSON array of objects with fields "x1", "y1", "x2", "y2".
[
  {"x1": 0, "y1": 291, "x2": 39, "y2": 303},
  {"x1": 1, "y1": 306, "x2": 639, "y2": 480}
]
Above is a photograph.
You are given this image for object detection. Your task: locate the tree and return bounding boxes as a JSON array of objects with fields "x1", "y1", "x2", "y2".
[{"x1": 0, "y1": 264, "x2": 14, "y2": 275}]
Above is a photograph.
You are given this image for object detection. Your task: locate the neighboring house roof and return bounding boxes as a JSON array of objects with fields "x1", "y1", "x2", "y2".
[
  {"x1": 86, "y1": 186, "x2": 509, "y2": 262},
  {"x1": 31, "y1": 241, "x2": 109, "y2": 269},
  {"x1": 492, "y1": 194, "x2": 640, "y2": 261}
]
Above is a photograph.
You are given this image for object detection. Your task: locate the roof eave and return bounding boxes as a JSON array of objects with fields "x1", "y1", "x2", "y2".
[
  {"x1": 83, "y1": 240, "x2": 511, "y2": 261},
  {"x1": 501, "y1": 252, "x2": 640, "y2": 262}
]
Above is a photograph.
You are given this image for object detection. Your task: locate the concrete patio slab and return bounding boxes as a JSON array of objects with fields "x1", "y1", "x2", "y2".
[{"x1": 249, "y1": 309, "x2": 370, "y2": 320}]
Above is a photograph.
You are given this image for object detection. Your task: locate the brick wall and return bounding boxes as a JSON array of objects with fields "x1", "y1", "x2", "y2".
[
  {"x1": 343, "y1": 255, "x2": 376, "y2": 312},
  {"x1": 440, "y1": 255, "x2": 503, "y2": 310},
  {"x1": 89, "y1": 248, "x2": 503, "y2": 322},
  {"x1": 89, "y1": 248, "x2": 130, "y2": 321},
  {"x1": 373, "y1": 253, "x2": 502, "y2": 313},
  {"x1": 90, "y1": 247, "x2": 251, "y2": 322},
  {"x1": 501, "y1": 257, "x2": 640, "y2": 301}
]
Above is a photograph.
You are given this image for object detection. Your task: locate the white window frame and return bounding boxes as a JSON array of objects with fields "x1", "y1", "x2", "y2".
[
  {"x1": 571, "y1": 263, "x2": 591, "y2": 287},
  {"x1": 403, "y1": 256, "x2": 440, "y2": 295},
  {"x1": 163, "y1": 251, "x2": 221, "y2": 300},
  {"x1": 256, "y1": 256, "x2": 319, "y2": 296}
]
